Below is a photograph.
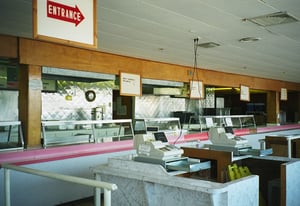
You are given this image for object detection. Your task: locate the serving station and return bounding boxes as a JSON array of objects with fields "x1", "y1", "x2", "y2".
[
  {"x1": 41, "y1": 119, "x2": 134, "y2": 148},
  {"x1": 187, "y1": 115, "x2": 256, "y2": 132},
  {"x1": 0, "y1": 121, "x2": 24, "y2": 151},
  {"x1": 133, "y1": 118, "x2": 183, "y2": 136}
]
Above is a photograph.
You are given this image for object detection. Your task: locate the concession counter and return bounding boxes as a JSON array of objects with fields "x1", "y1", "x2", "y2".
[{"x1": 93, "y1": 155, "x2": 259, "y2": 206}]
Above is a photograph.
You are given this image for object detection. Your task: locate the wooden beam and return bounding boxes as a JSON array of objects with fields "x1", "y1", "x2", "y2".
[
  {"x1": 267, "y1": 91, "x2": 279, "y2": 124},
  {"x1": 18, "y1": 37, "x2": 300, "y2": 92},
  {"x1": 19, "y1": 64, "x2": 42, "y2": 148},
  {"x1": 0, "y1": 35, "x2": 18, "y2": 58}
]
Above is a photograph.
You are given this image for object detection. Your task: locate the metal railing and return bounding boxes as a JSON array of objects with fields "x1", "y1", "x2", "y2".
[{"x1": 2, "y1": 164, "x2": 117, "y2": 206}]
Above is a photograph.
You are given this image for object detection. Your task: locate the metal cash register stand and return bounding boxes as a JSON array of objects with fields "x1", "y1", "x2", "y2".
[
  {"x1": 132, "y1": 117, "x2": 211, "y2": 173},
  {"x1": 183, "y1": 126, "x2": 272, "y2": 183},
  {"x1": 133, "y1": 132, "x2": 211, "y2": 173},
  {"x1": 205, "y1": 126, "x2": 272, "y2": 156}
]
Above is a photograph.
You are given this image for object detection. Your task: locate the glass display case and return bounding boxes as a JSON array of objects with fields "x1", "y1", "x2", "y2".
[
  {"x1": 41, "y1": 119, "x2": 134, "y2": 148},
  {"x1": 188, "y1": 115, "x2": 256, "y2": 132},
  {"x1": 133, "y1": 118, "x2": 183, "y2": 136},
  {"x1": 0, "y1": 121, "x2": 24, "y2": 151}
]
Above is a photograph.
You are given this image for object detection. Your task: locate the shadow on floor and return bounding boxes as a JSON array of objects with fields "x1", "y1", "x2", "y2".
[{"x1": 56, "y1": 196, "x2": 94, "y2": 206}]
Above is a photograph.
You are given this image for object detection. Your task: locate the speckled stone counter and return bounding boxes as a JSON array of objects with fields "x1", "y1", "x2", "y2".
[{"x1": 93, "y1": 156, "x2": 259, "y2": 206}]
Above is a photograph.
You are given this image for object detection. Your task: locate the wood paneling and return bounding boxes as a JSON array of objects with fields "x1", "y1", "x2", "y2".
[
  {"x1": 19, "y1": 64, "x2": 42, "y2": 148},
  {"x1": 0, "y1": 35, "x2": 18, "y2": 58},
  {"x1": 267, "y1": 91, "x2": 280, "y2": 124},
  {"x1": 18, "y1": 38, "x2": 300, "y2": 92},
  {"x1": 182, "y1": 147, "x2": 232, "y2": 183},
  {"x1": 18, "y1": 38, "x2": 190, "y2": 82}
]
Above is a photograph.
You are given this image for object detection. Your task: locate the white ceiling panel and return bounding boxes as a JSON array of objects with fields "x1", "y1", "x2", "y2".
[{"x1": 0, "y1": 0, "x2": 300, "y2": 84}]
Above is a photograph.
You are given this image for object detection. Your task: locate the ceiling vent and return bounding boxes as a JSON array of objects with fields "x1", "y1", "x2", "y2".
[
  {"x1": 239, "y1": 37, "x2": 261, "y2": 43},
  {"x1": 153, "y1": 88, "x2": 182, "y2": 96},
  {"x1": 197, "y1": 42, "x2": 220, "y2": 48},
  {"x1": 142, "y1": 78, "x2": 184, "y2": 87},
  {"x1": 244, "y1": 11, "x2": 298, "y2": 27}
]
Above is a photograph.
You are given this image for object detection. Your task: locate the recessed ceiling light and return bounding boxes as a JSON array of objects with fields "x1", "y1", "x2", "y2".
[
  {"x1": 188, "y1": 29, "x2": 197, "y2": 33},
  {"x1": 239, "y1": 37, "x2": 261, "y2": 42},
  {"x1": 197, "y1": 42, "x2": 220, "y2": 48},
  {"x1": 244, "y1": 11, "x2": 298, "y2": 27}
]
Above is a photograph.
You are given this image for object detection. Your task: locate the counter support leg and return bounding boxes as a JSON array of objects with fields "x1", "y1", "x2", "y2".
[
  {"x1": 104, "y1": 189, "x2": 111, "y2": 206},
  {"x1": 94, "y1": 173, "x2": 102, "y2": 206},
  {"x1": 287, "y1": 139, "x2": 292, "y2": 158},
  {"x1": 4, "y1": 168, "x2": 11, "y2": 206}
]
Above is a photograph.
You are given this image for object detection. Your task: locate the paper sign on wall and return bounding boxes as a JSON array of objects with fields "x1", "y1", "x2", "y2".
[
  {"x1": 120, "y1": 72, "x2": 141, "y2": 96},
  {"x1": 190, "y1": 80, "x2": 204, "y2": 99},
  {"x1": 240, "y1": 85, "x2": 250, "y2": 101},
  {"x1": 280, "y1": 88, "x2": 287, "y2": 101}
]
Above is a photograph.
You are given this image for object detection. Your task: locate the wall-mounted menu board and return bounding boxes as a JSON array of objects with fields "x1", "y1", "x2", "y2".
[
  {"x1": 120, "y1": 72, "x2": 141, "y2": 96},
  {"x1": 190, "y1": 80, "x2": 204, "y2": 99},
  {"x1": 240, "y1": 85, "x2": 250, "y2": 101},
  {"x1": 33, "y1": 0, "x2": 97, "y2": 48}
]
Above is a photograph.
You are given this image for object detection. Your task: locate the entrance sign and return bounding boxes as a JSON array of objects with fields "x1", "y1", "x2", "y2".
[
  {"x1": 33, "y1": 0, "x2": 97, "y2": 48},
  {"x1": 47, "y1": 0, "x2": 85, "y2": 26}
]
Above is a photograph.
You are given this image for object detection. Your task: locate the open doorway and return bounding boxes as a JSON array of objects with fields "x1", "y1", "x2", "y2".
[{"x1": 112, "y1": 90, "x2": 133, "y2": 120}]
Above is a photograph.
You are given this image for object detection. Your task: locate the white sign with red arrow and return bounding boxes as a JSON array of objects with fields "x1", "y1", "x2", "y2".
[
  {"x1": 35, "y1": 0, "x2": 96, "y2": 47},
  {"x1": 47, "y1": 0, "x2": 85, "y2": 27}
]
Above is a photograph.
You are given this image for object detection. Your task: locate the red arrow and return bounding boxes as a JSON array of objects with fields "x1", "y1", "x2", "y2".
[{"x1": 47, "y1": 0, "x2": 85, "y2": 26}]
